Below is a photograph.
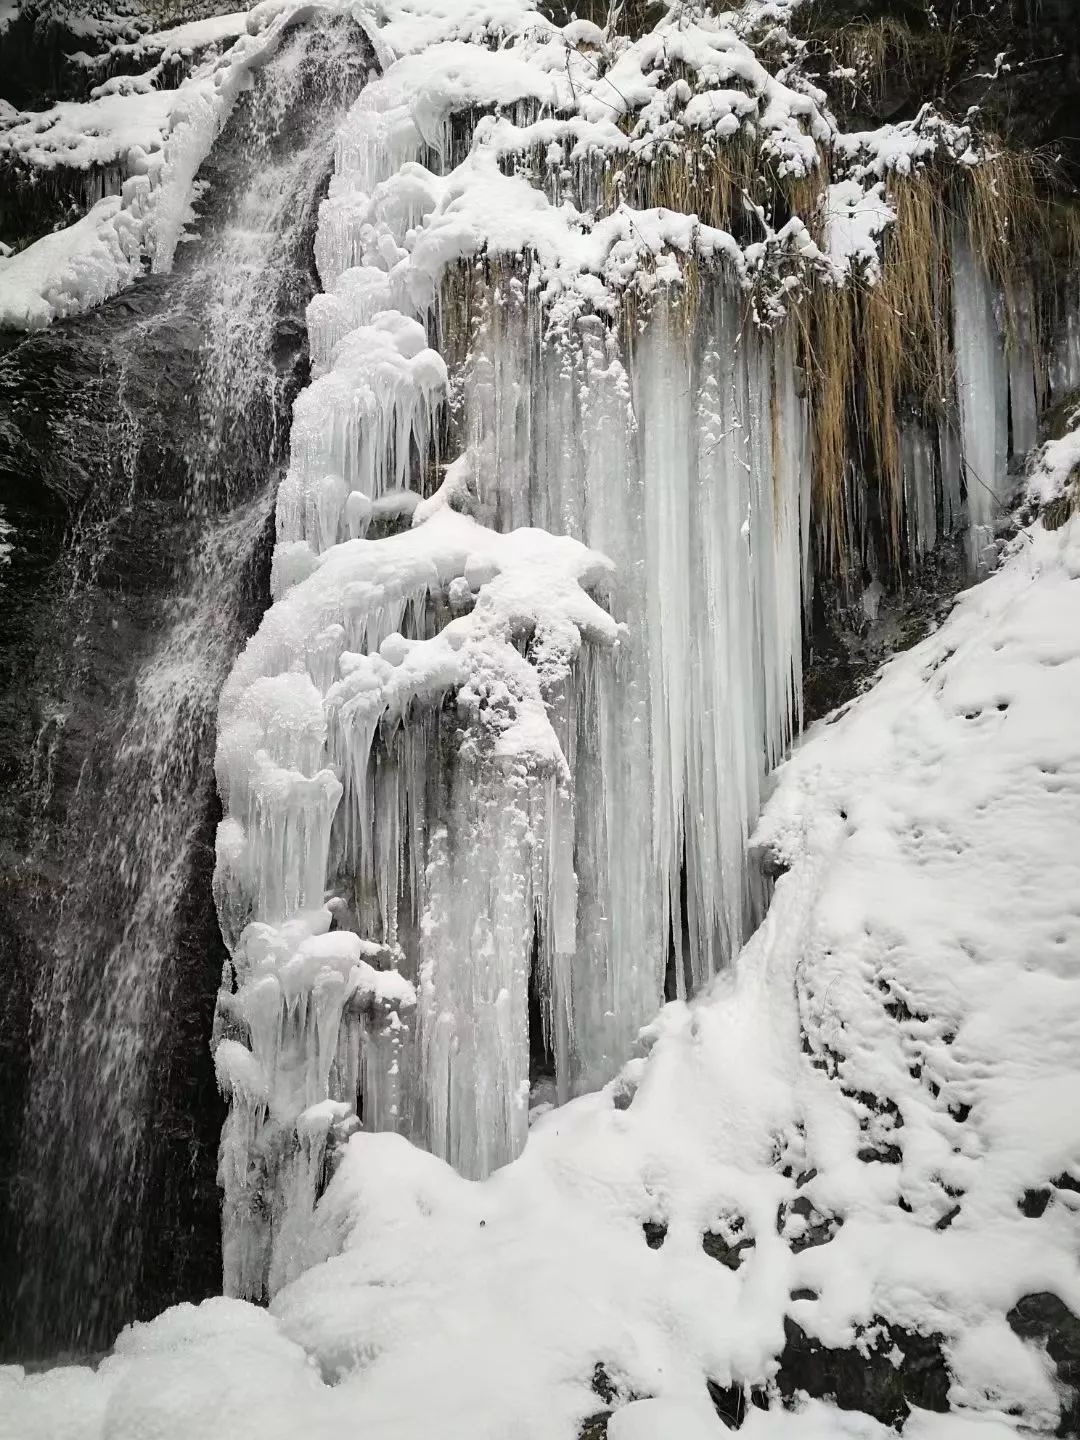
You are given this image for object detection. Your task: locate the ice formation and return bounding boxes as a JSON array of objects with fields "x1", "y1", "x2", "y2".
[
  {"x1": 0, "y1": 2, "x2": 333, "y2": 328},
  {"x1": 192, "y1": 0, "x2": 1058, "y2": 1299},
  {"x1": 2, "y1": 0, "x2": 1060, "y2": 1370}
]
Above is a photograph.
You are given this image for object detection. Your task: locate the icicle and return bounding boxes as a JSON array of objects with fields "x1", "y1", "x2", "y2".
[
  {"x1": 418, "y1": 766, "x2": 535, "y2": 1180},
  {"x1": 1007, "y1": 285, "x2": 1039, "y2": 461},
  {"x1": 901, "y1": 421, "x2": 938, "y2": 563},
  {"x1": 952, "y1": 232, "x2": 1009, "y2": 570}
]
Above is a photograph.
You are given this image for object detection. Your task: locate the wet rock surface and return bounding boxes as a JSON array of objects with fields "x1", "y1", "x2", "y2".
[{"x1": 0, "y1": 21, "x2": 370, "y2": 1356}]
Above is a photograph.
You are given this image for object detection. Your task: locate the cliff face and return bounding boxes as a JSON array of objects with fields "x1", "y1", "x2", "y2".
[{"x1": 0, "y1": 10, "x2": 368, "y2": 1354}]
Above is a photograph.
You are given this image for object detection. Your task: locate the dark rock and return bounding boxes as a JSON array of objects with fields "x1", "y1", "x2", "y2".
[
  {"x1": 706, "y1": 1378, "x2": 768, "y2": 1429},
  {"x1": 776, "y1": 1317, "x2": 950, "y2": 1427},
  {"x1": 790, "y1": 1288, "x2": 819, "y2": 1302},
  {"x1": 935, "y1": 1206, "x2": 961, "y2": 1231},
  {"x1": 1052, "y1": 1171, "x2": 1080, "y2": 1195},
  {"x1": 643, "y1": 1221, "x2": 667, "y2": 1250},
  {"x1": 858, "y1": 1143, "x2": 903, "y2": 1165},
  {"x1": 592, "y1": 1364, "x2": 617, "y2": 1405},
  {"x1": 578, "y1": 1414, "x2": 610, "y2": 1440},
  {"x1": 703, "y1": 1232, "x2": 756, "y2": 1270},
  {"x1": 778, "y1": 1196, "x2": 843, "y2": 1253},
  {"x1": 1019, "y1": 1188, "x2": 1052, "y2": 1218}
]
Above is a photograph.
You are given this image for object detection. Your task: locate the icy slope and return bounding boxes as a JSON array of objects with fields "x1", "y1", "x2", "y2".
[
  {"x1": 258, "y1": 511, "x2": 1080, "y2": 1438},
  {"x1": 5, "y1": 504, "x2": 1079, "y2": 1440}
]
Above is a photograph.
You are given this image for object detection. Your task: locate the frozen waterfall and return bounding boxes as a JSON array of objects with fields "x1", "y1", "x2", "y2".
[{"x1": 208, "y1": 8, "x2": 1050, "y2": 1306}]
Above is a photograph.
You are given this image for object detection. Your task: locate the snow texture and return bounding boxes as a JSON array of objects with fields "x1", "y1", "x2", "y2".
[
  {"x1": 0, "y1": 2, "x2": 333, "y2": 329},
  {"x1": 2, "y1": 1, "x2": 1075, "y2": 1435},
  {"x1": 8, "y1": 441, "x2": 1080, "y2": 1440}
]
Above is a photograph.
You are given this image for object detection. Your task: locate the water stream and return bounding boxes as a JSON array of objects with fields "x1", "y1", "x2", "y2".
[{"x1": 1, "y1": 17, "x2": 369, "y2": 1356}]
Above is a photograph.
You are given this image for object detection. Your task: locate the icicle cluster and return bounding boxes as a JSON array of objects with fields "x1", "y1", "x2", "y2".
[{"x1": 209, "y1": 0, "x2": 1067, "y2": 1298}]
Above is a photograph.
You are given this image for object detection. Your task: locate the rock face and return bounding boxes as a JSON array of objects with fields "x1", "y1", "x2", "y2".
[
  {"x1": 0, "y1": 17, "x2": 369, "y2": 1356},
  {"x1": 776, "y1": 1319, "x2": 950, "y2": 1428}
]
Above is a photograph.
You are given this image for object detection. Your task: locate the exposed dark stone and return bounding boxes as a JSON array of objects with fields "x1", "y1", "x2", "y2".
[
  {"x1": 802, "y1": 0, "x2": 1080, "y2": 187},
  {"x1": 884, "y1": 996, "x2": 930, "y2": 1024},
  {"x1": 935, "y1": 1205, "x2": 961, "y2": 1231},
  {"x1": 643, "y1": 1221, "x2": 668, "y2": 1250},
  {"x1": 948, "y1": 1102, "x2": 972, "y2": 1124},
  {"x1": 857, "y1": 1143, "x2": 903, "y2": 1165},
  {"x1": 776, "y1": 1317, "x2": 950, "y2": 1427},
  {"x1": 778, "y1": 1196, "x2": 844, "y2": 1253},
  {"x1": 578, "y1": 1414, "x2": 610, "y2": 1440},
  {"x1": 703, "y1": 1231, "x2": 756, "y2": 1270},
  {"x1": 803, "y1": 538, "x2": 969, "y2": 725},
  {"x1": 1007, "y1": 1293, "x2": 1080, "y2": 1437},
  {"x1": 790, "y1": 1288, "x2": 819, "y2": 1302},
  {"x1": 1052, "y1": 1171, "x2": 1080, "y2": 1195},
  {"x1": 592, "y1": 1364, "x2": 617, "y2": 1405},
  {"x1": 706, "y1": 1377, "x2": 768, "y2": 1429},
  {"x1": 1019, "y1": 1188, "x2": 1052, "y2": 1218}
]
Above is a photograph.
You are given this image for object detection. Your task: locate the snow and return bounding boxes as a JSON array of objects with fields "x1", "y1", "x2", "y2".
[
  {"x1": 11, "y1": 504, "x2": 1079, "y2": 1437},
  {"x1": 1, "y1": 86, "x2": 185, "y2": 171},
  {"x1": 3, "y1": 1, "x2": 1076, "y2": 1435},
  {"x1": 269, "y1": 506, "x2": 1079, "y2": 1439},
  {"x1": 0, "y1": 195, "x2": 141, "y2": 329},
  {"x1": 0, "y1": 0, "x2": 340, "y2": 330}
]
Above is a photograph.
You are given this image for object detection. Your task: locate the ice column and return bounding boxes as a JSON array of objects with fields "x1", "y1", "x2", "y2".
[{"x1": 952, "y1": 234, "x2": 1009, "y2": 569}]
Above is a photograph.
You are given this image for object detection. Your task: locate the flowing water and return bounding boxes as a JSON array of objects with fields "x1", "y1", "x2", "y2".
[{"x1": 1, "y1": 17, "x2": 369, "y2": 1356}]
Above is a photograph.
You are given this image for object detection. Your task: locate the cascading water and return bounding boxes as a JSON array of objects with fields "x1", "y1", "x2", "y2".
[{"x1": 0, "y1": 17, "x2": 369, "y2": 1356}]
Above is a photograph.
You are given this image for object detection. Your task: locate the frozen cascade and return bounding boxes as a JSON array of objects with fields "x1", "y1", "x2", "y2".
[
  {"x1": 456, "y1": 277, "x2": 808, "y2": 1054},
  {"x1": 210, "y1": 1, "x2": 1052, "y2": 1305},
  {"x1": 8, "y1": 18, "x2": 369, "y2": 1353},
  {"x1": 212, "y1": 17, "x2": 818, "y2": 1281}
]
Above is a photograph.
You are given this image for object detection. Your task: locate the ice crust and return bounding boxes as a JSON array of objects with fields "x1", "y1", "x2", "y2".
[{"x1": 0, "y1": 1, "x2": 340, "y2": 329}]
